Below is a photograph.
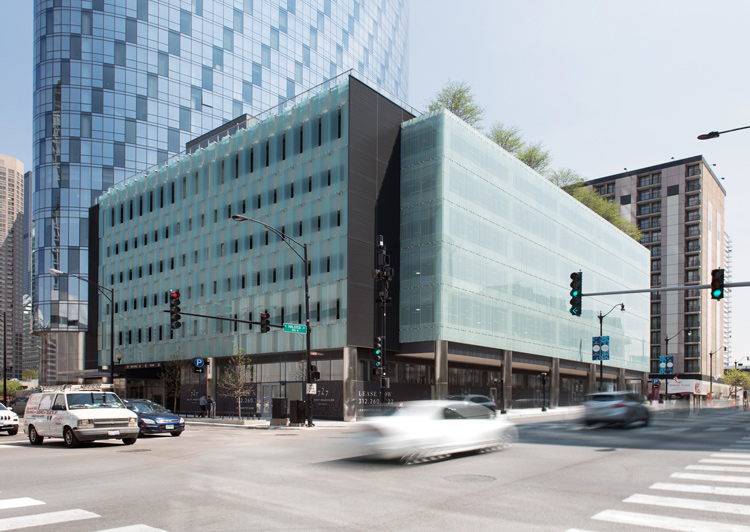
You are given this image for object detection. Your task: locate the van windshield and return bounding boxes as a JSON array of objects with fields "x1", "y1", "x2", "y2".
[{"x1": 66, "y1": 393, "x2": 125, "y2": 409}]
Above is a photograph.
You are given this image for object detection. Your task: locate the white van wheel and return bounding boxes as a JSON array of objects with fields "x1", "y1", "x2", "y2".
[
  {"x1": 63, "y1": 427, "x2": 80, "y2": 448},
  {"x1": 28, "y1": 426, "x2": 44, "y2": 445}
]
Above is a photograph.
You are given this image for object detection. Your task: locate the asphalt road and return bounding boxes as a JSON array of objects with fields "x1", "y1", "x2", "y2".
[{"x1": 2, "y1": 408, "x2": 749, "y2": 532}]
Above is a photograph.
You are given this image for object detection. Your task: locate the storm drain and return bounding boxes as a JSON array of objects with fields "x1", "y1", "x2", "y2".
[{"x1": 444, "y1": 475, "x2": 496, "y2": 483}]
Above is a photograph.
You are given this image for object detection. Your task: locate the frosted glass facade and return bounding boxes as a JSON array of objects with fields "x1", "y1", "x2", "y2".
[
  {"x1": 400, "y1": 111, "x2": 651, "y2": 372},
  {"x1": 32, "y1": 0, "x2": 408, "y2": 368},
  {"x1": 97, "y1": 81, "x2": 349, "y2": 366}
]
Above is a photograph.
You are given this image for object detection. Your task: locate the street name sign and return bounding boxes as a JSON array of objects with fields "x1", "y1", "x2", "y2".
[{"x1": 283, "y1": 323, "x2": 307, "y2": 334}]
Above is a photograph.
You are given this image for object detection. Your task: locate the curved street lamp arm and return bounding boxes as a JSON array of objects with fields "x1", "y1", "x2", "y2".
[
  {"x1": 698, "y1": 124, "x2": 750, "y2": 140},
  {"x1": 50, "y1": 269, "x2": 113, "y2": 302},
  {"x1": 232, "y1": 215, "x2": 306, "y2": 264}
]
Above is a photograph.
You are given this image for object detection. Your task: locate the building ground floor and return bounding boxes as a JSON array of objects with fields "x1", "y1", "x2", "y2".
[{"x1": 112, "y1": 341, "x2": 649, "y2": 421}]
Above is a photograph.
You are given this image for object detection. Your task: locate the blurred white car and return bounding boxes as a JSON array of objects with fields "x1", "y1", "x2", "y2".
[
  {"x1": 583, "y1": 391, "x2": 650, "y2": 427},
  {"x1": 0, "y1": 402, "x2": 20, "y2": 436},
  {"x1": 351, "y1": 400, "x2": 517, "y2": 464}
]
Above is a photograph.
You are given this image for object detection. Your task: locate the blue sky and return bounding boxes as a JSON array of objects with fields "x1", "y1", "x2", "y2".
[{"x1": 1, "y1": 1, "x2": 747, "y2": 364}]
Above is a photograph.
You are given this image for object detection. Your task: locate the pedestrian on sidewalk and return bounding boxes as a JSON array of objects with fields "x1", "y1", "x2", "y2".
[
  {"x1": 207, "y1": 395, "x2": 215, "y2": 418},
  {"x1": 199, "y1": 395, "x2": 207, "y2": 418}
]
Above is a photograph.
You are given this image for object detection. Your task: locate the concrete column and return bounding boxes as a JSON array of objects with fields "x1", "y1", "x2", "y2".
[
  {"x1": 550, "y1": 358, "x2": 560, "y2": 408},
  {"x1": 343, "y1": 346, "x2": 358, "y2": 421},
  {"x1": 617, "y1": 368, "x2": 626, "y2": 391},
  {"x1": 502, "y1": 350, "x2": 513, "y2": 411},
  {"x1": 586, "y1": 363, "x2": 597, "y2": 394},
  {"x1": 435, "y1": 340, "x2": 449, "y2": 399}
]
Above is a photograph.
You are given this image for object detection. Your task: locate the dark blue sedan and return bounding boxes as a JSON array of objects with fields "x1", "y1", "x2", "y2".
[{"x1": 124, "y1": 400, "x2": 185, "y2": 437}]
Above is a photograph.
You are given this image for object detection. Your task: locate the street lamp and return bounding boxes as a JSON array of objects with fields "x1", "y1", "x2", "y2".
[
  {"x1": 697, "y1": 125, "x2": 750, "y2": 140},
  {"x1": 231, "y1": 214, "x2": 314, "y2": 427},
  {"x1": 662, "y1": 327, "x2": 691, "y2": 403},
  {"x1": 709, "y1": 346, "x2": 726, "y2": 398},
  {"x1": 50, "y1": 268, "x2": 115, "y2": 385},
  {"x1": 597, "y1": 303, "x2": 625, "y2": 391}
]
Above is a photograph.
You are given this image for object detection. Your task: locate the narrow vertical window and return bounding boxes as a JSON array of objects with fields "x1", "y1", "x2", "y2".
[
  {"x1": 316, "y1": 301, "x2": 320, "y2": 322},
  {"x1": 318, "y1": 116, "x2": 322, "y2": 146},
  {"x1": 290, "y1": 264, "x2": 294, "y2": 279},
  {"x1": 250, "y1": 147, "x2": 254, "y2": 173},
  {"x1": 300, "y1": 125, "x2": 304, "y2": 154},
  {"x1": 274, "y1": 188, "x2": 277, "y2": 204},
  {"x1": 282, "y1": 132, "x2": 286, "y2": 161},
  {"x1": 336, "y1": 299, "x2": 340, "y2": 320},
  {"x1": 337, "y1": 210, "x2": 341, "y2": 226},
  {"x1": 327, "y1": 169, "x2": 331, "y2": 187},
  {"x1": 326, "y1": 256, "x2": 330, "y2": 272},
  {"x1": 290, "y1": 182, "x2": 294, "y2": 198},
  {"x1": 297, "y1": 305, "x2": 302, "y2": 324},
  {"x1": 308, "y1": 175, "x2": 312, "y2": 192},
  {"x1": 221, "y1": 159, "x2": 225, "y2": 184},
  {"x1": 265, "y1": 139, "x2": 269, "y2": 167},
  {"x1": 257, "y1": 194, "x2": 261, "y2": 209},
  {"x1": 171, "y1": 182, "x2": 175, "y2": 204},
  {"x1": 273, "y1": 268, "x2": 277, "y2": 283},
  {"x1": 337, "y1": 108, "x2": 341, "y2": 139},
  {"x1": 235, "y1": 153, "x2": 239, "y2": 179}
]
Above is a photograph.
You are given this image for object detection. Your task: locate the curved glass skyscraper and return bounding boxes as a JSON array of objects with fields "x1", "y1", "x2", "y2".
[{"x1": 32, "y1": 0, "x2": 408, "y2": 383}]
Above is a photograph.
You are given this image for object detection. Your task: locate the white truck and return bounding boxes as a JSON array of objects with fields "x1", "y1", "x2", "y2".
[{"x1": 22, "y1": 385, "x2": 139, "y2": 447}]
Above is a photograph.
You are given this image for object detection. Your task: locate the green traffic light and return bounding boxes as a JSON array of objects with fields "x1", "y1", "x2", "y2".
[
  {"x1": 374, "y1": 349, "x2": 381, "y2": 355},
  {"x1": 712, "y1": 289, "x2": 722, "y2": 298},
  {"x1": 570, "y1": 289, "x2": 579, "y2": 297}
]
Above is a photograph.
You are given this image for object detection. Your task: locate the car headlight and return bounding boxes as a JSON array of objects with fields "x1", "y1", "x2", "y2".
[
  {"x1": 179, "y1": 417, "x2": 185, "y2": 424},
  {"x1": 128, "y1": 418, "x2": 139, "y2": 427},
  {"x1": 140, "y1": 418, "x2": 156, "y2": 425},
  {"x1": 77, "y1": 419, "x2": 94, "y2": 428}
]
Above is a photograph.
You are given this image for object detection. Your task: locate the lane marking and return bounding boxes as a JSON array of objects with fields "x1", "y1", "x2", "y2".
[
  {"x1": 672, "y1": 472, "x2": 750, "y2": 484},
  {"x1": 688, "y1": 465, "x2": 750, "y2": 473},
  {"x1": 592, "y1": 509, "x2": 750, "y2": 531},
  {"x1": 95, "y1": 526, "x2": 169, "y2": 532},
  {"x1": 706, "y1": 427, "x2": 730, "y2": 431},
  {"x1": 0, "y1": 498, "x2": 45, "y2": 511},
  {"x1": 701, "y1": 459, "x2": 750, "y2": 466},
  {"x1": 0, "y1": 509, "x2": 99, "y2": 532},
  {"x1": 711, "y1": 453, "x2": 750, "y2": 459},
  {"x1": 625, "y1": 493, "x2": 750, "y2": 515},
  {"x1": 650, "y1": 482, "x2": 750, "y2": 497},
  {"x1": 722, "y1": 448, "x2": 750, "y2": 453}
]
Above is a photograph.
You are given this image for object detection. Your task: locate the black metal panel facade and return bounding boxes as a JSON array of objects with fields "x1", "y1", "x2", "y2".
[
  {"x1": 86, "y1": 204, "x2": 100, "y2": 370},
  {"x1": 346, "y1": 77, "x2": 414, "y2": 349}
]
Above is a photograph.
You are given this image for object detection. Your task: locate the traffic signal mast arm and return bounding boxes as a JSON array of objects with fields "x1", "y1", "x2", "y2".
[
  {"x1": 161, "y1": 310, "x2": 284, "y2": 328},
  {"x1": 580, "y1": 281, "x2": 750, "y2": 298}
]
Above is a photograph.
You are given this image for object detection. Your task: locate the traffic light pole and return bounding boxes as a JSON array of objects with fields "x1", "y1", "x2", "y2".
[
  {"x1": 161, "y1": 310, "x2": 283, "y2": 329},
  {"x1": 581, "y1": 281, "x2": 750, "y2": 298}
]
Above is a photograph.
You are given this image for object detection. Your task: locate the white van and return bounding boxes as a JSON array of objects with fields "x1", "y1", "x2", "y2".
[{"x1": 23, "y1": 385, "x2": 139, "y2": 447}]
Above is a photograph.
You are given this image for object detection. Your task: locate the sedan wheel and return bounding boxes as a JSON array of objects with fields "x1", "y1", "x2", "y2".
[
  {"x1": 170, "y1": 431, "x2": 182, "y2": 437},
  {"x1": 8, "y1": 427, "x2": 18, "y2": 436},
  {"x1": 122, "y1": 437, "x2": 137, "y2": 445}
]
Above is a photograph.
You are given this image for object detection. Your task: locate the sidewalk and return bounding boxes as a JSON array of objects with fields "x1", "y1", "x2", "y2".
[{"x1": 185, "y1": 405, "x2": 587, "y2": 430}]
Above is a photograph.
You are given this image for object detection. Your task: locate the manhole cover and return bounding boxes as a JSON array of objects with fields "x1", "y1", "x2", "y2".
[
  {"x1": 118, "y1": 449, "x2": 152, "y2": 453},
  {"x1": 445, "y1": 475, "x2": 496, "y2": 483}
]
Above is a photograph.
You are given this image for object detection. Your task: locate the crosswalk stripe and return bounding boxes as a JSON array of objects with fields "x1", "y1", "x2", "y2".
[
  {"x1": 95, "y1": 526, "x2": 169, "y2": 532},
  {"x1": 625, "y1": 493, "x2": 750, "y2": 515},
  {"x1": 672, "y1": 472, "x2": 750, "y2": 484},
  {"x1": 592, "y1": 509, "x2": 750, "y2": 531},
  {"x1": 0, "y1": 498, "x2": 45, "y2": 511},
  {"x1": 688, "y1": 465, "x2": 750, "y2": 473},
  {"x1": 650, "y1": 482, "x2": 750, "y2": 497},
  {"x1": 706, "y1": 427, "x2": 730, "y2": 431},
  {"x1": 722, "y1": 448, "x2": 750, "y2": 453},
  {"x1": 712, "y1": 453, "x2": 750, "y2": 459},
  {"x1": 702, "y1": 459, "x2": 750, "y2": 466},
  {"x1": 0, "y1": 509, "x2": 99, "y2": 531}
]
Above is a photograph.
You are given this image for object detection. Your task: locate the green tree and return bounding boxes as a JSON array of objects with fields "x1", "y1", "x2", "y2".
[
  {"x1": 723, "y1": 368, "x2": 750, "y2": 399},
  {"x1": 427, "y1": 80, "x2": 484, "y2": 128},
  {"x1": 2, "y1": 380, "x2": 23, "y2": 403},
  {"x1": 487, "y1": 122, "x2": 524, "y2": 154},
  {"x1": 548, "y1": 167, "x2": 585, "y2": 190},
  {"x1": 518, "y1": 142, "x2": 552, "y2": 174},
  {"x1": 22, "y1": 369, "x2": 39, "y2": 381},
  {"x1": 218, "y1": 347, "x2": 254, "y2": 420},
  {"x1": 158, "y1": 349, "x2": 184, "y2": 412},
  {"x1": 570, "y1": 185, "x2": 642, "y2": 241}
]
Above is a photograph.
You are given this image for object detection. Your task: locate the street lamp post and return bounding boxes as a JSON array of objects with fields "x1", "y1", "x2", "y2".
[
  {"x1": 50, "y1": 268, "x2": 115, "y2": 385},
  {"x1": 709, "y1": 346, "x2": 726, "y2": 398},
  {"x1": 232, "y1": 215, "x2": 314, "y2": 427},
  {"x1": 597, "y1": 303, "x2": 625, "y2": 391},
  {"x1": 662, "y1": 327, "x2": 691, "y2": 403},
  {"x1": 2, "y1": 312, "x2": 6, "y2": 406}
]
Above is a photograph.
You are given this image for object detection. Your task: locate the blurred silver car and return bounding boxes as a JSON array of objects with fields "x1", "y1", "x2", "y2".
[
  {"x1": 583, "y1": 391, "x2": 650, "y2": 427},
  {"x1": 351, "y1": 400, "x2": 517, "y2": 464}
]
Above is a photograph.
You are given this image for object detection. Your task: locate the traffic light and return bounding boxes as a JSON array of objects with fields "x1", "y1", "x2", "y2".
[
  {"x1": 169, "y1": 290, "x2": 182, "y2": 329},
  {"x1": 569, "y1": 272, "x2": 582, "y2": 316},
  {"x1": 373, "y1": 336, "x2": 383, "y2": 376},
  {"x1": 260, "y1": 312, "x2": 270, "y2": 333},
  {"x1": 711, "y1": 269, "x2": 725, "y2": 300},
  {"x1": 309, "y1": 364, "x2": 321, "y2": 381}
]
